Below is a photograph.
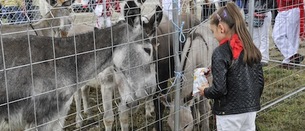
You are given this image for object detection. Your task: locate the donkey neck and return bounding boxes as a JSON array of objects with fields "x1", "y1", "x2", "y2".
[
  {"x1": 32, "y1": 11, "x2": 60, "y2": 28},
  {"x1": 31, "y1": 10, "x2": 63, "y2": 36}
]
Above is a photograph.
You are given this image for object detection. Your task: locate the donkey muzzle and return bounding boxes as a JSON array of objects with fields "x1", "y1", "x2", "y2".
[{"x1": 126, "y1": 100, "x2": 139, "y2": 108}]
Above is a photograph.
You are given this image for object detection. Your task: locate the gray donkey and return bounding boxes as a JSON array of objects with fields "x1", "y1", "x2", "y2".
[
  {"x1": 72, "y1": 2, "x2": 163, "y2": 130},
  {"x1": 146, "y1": 13, "x2": 218, "y2": 131},
  {"x1": 0, "y1": 11, "x2": 159, "y2": 130},
  {"x1": 0, "y1": 1, "x2": 73, "y2": 38}
]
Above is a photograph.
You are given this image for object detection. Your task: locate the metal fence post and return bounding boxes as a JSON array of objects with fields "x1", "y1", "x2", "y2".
[{"x1": 172, "y1": 0, "x2": 182, "y2": 130}]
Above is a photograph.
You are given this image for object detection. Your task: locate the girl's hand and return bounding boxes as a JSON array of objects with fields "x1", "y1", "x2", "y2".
[
  {"x1": 198, "y1": 82, "x2": 209, "y2": 96},
  {"x1": 204, "y1": 67, "x2": 211, "y2": 76}
]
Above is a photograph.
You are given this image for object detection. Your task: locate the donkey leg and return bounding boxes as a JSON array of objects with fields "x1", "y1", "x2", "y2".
[
  {"x1": 115, "y1": 74, "x2": 131, "y2": 131},
  {"x1": 145, "y1": 98, "x2": 154, "y2": 117},
  {"x1": 37, "y1": 96, "x2": 74, "y2": 131},
  {"x1": 199, "y1": 97, "x2": 211, "y2": 131},
  {"x1": 153, "y1": 95, "x2": 165, "y2": 131},
  {"x1": 81, "y1": 85, "x2": 90, "y2": 114},
  {"x1": 74, "y1": 89, "x2": 83, "y2": 128},
  {"x1": 118, "y1": 103, "x2": 130, "y2": 131},
  {"x1": 25, "y1": 123, "x2": 36, "y2": 131},
  {"x1": 101, "y1": 86, "x2": 114, "y2": 131}
]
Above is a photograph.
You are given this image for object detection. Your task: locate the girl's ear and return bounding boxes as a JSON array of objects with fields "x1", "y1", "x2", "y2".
[{"x1": 218, "y1": 23, "x2": 225, "y2": 33}]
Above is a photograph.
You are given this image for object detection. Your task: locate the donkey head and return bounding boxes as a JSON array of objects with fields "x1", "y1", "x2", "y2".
[
  {"x1": 112, "y1": 39, "x2": 156, "y2": 108},
  {"x1": 124, "y1": 1, "x2": 162, "y2": 38},
  {"x1": 111, "y1": 2, "x2": 162, "y2": 108},
  {"x1": 47, "y1": 0, "x2": 73, "y2": 37}
]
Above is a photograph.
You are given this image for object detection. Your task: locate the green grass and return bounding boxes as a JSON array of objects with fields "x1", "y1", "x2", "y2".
[
  {"x1": 256, "y1": 66, "x2": 305, "y2": 131},
  {"x1": 257, "y1": 91, "x2": 305, "y2": 131},
  {"x1": 261, "y1": 67, "x2": 305, "y2": 105}
]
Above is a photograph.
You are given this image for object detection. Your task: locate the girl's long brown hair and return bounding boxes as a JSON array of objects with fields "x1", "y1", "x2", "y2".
[{"x1": 210, "y1": 2, "x2": 262, "y2": 65}]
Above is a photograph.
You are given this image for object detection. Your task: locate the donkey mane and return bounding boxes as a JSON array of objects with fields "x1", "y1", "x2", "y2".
[{"x1": 60, "y1": 21, "x2": 146, "y2": 50}]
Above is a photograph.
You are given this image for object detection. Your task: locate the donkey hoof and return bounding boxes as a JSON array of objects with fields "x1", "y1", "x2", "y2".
[{"x1": 76, "y1": 122, "x2": 82, "y2": 128}]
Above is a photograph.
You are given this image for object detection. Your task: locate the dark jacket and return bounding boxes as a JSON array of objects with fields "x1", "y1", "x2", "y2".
[{"x1": 204, "y1": 42, "x2": 264, "y2": 115}]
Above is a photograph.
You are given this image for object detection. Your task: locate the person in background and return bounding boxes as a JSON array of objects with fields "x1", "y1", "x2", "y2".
[
  {"x1": 181, "y1": 0, "x2": 195, "y2": 14},
  {"x1": 159, "y1": 0, "x2": 181, "y2": 20},
  {"x1": 81, "y1": 0, "x2": 95, "y2": 12},
  {"x1": 201, "y1": 0, "x2": 216, "y2": 21},
  {"x1": 272, "y1": 0, "x2": 304, "y2": 69},
  {"x1": 233, "y1": 0, "x2": 250, "y2": 21},
  {"x1": 198, "y1": 2, "x2": 264, "y2": 131},
  {"x1": 201, "y1": 0, "x2": 227, "y2": 21},
  {"x1": 234, "y1": 0, "x2": 248, "y2": 13},
  {"x1": 0, "y1": 3, "x2": 2, "y2": 21},
  {"x1": 93, "y1": 0, "x2": 121, "y2": 29},
  {"x1": 24, "y1": 0, "x2": 40, "y2": 22},
  {"x1": 252, "y1": 0, "x2": 274, "y2": 66},
  {"x1": 0, "y1": 0, "x2": 26, "y2": 24}
]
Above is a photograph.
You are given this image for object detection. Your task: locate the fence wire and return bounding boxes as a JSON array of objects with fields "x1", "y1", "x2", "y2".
[{"x1": 0, "y1": 0, "x2": 304, "y2": 131}]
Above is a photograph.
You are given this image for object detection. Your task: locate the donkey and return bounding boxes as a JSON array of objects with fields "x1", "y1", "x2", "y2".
[
  {"x1": 0, "y1": 1, "x2": 73, "y2": 38},
  {"x1": 175, "y1": 19, "x2": 218, "y2": 131},
  {"x1": 72, "y1": 1, "x2": 163, "y2": 130},
  {"x1": 150, "y1": 13, "x2": 200, "y2": 131},
  {"x1": 150, "y1": 13, "x2": 218, "y2": 131},
  {"x1": 73, "y1": 6, "x2": 162, "y2": 130},
  {"x1": 0, "y1": 11, "x2": 158, "y2": 130}
]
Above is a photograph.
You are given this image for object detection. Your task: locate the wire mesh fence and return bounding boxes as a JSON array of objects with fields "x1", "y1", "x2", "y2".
[
  {"x1": 245, "y1": 0, "x2": 305, "y2": 130},
  {"x1": 0, "y1": 0, "x2": 41, "y2": 24},
  {"x1": 0, "y1": 0, "x2": 304, "y2": 131}
]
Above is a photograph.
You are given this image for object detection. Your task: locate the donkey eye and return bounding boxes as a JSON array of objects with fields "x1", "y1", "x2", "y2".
[{"x1": 143, "y1": 48, "x2": 151, "y2": 55}]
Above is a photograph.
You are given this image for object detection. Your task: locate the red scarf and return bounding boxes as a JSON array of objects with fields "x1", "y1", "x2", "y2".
[{"x1": 219, "y1": 34, "x2": 243, "y2": 60}]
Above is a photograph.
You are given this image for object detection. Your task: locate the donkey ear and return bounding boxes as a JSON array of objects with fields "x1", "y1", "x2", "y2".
[
  {"x1": 154, "y1": 5, "x2": 163, "y2": 25},
  {"x1": 143, "y1": 5, "x2": 163, "y2": 33},
  {"x1": 124, "y1": 1, "x2": 142, "y2": 28}
]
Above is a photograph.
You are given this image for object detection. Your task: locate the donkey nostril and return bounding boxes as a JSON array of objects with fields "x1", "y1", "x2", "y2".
[
  {"x1": 184, "y1": 124, "x2": 189, "y2": 129},
  {"x1": 126, "y1": 102, "x2": 130, "y2": 108}
]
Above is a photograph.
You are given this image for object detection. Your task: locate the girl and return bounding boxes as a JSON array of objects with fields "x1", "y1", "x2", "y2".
[{"x1": 198, "y1": 2, "x2": 264, "y2": 131}]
